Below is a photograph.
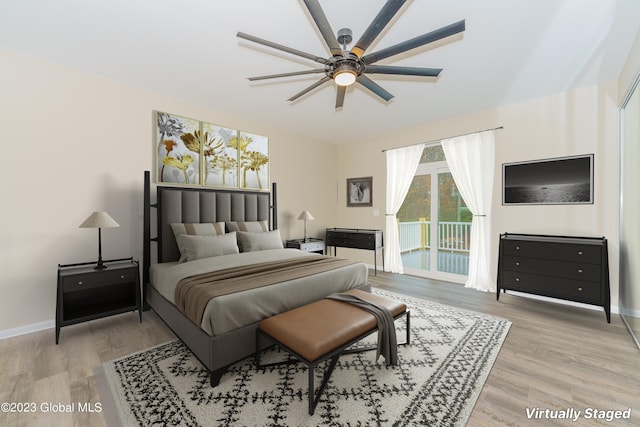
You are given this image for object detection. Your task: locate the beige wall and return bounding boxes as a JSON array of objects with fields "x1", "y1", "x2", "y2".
[
  {"x1": 0, "y1": 37, "x2": 634, "y2": 333},
  {"x1": 0, "y1": 49, "x2": 337, "y2": 333},
  {"x1": 336, "y1": 83, "x2": 621, "y2": 307}
]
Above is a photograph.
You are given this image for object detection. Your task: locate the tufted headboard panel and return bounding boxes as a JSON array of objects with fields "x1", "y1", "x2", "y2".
[{"x1": 156, "y1": 186, "x2": 272, "y2": 263}]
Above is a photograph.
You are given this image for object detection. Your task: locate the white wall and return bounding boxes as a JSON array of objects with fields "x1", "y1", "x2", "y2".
[
  {"x1": 0, "y1": 49, "x2": 337, "y2": 333},
  {"x1": 336, "y1": 83, "x2": 621, "y2": 306}
]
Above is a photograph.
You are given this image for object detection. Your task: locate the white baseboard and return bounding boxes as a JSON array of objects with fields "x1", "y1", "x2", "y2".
[
  {"x1": 505, "y1": 290, "x2": 620, "y2": 315},
  {"x1": 0, "y1": 319, "x2": 54, "y2": 340}
]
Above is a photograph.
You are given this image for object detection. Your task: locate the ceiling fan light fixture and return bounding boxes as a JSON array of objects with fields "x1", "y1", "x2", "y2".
[{"x1": 334, "y1": 68, "x2": 357, "y2": 86}]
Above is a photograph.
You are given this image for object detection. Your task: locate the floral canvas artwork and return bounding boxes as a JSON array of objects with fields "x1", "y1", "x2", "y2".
[
  {"x1": 156, "y1": 112, "x2": 200, "y2": 185},
  {"x1": 155, "y1": 111, "x2": 269, "y2": 190},
  {"x1": 202, "y1": 123, "x2": 238, "y2": 188},
  {"x1": 239, "y1": 131, "x2": 269, "y2": 190}
]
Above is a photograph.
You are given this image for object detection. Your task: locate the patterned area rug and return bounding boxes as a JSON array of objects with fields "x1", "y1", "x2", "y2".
[{"x1": 98, "y1": 289, "x2": 511, "y2": 426}]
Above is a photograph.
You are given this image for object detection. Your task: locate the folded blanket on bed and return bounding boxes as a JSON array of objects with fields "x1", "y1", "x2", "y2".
[{"x1": 176, "y1": 256, "x2": 359, "y2": 326}]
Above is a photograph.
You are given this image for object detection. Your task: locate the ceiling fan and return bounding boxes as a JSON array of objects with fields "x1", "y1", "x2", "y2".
[{"x1": 237, "y1": 0, "x2": 465, "y2": 109}]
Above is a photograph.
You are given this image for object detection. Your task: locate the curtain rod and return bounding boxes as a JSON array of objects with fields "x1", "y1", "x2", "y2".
[{"x1": 381, "y1": 126, "x2": 504, "y2": 153}]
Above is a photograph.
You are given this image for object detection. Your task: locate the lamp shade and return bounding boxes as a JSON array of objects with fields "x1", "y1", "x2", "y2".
[
  {"x1": 298, "y1": 210, "x2": 314, "y2": 221},
  {"x1": 79, "y1": 211, "x2": 120, "y2": 228}
]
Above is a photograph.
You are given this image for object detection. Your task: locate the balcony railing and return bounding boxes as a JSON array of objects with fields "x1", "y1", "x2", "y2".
[{"x1": 398, "y1": 220, "x2": 471, "y2": 253}]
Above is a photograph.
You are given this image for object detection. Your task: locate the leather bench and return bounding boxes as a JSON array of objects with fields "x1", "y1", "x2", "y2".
[{"x1": 255, "y1": 289, "x2": 410, "y2": 415}]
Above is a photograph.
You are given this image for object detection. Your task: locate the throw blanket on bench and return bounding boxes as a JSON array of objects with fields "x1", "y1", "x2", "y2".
[
  {"x1": 176, "y1": 256, "x2": 358, "y2": 326},
  {"x1": 326, "y1": 292, "x2": 399, "y2": 365}
]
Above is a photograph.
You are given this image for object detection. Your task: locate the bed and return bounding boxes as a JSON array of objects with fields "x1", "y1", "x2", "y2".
[{"x1": 142, "y1": 171, "x2": 369, "y2": 386}]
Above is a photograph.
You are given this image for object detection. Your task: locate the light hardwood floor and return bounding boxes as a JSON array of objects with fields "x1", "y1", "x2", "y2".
[{"x1": 1, "y1": 271, "x2": 638, "y2": 426}]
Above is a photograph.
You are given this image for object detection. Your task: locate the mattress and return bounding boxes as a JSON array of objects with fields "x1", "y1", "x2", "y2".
[{"x1": 150, "y1": 248, "x2": 368, "y2": 335}]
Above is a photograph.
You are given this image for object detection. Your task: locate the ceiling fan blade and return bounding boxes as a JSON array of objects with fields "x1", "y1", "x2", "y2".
[
  {"x1": 248, "y1": 69, "x2": 327, "y2": 81},
  {"x1": 364, "y1": 65, "x2": 442, "y2": 77},
  {"x1": 302, "y1": 0, "x2": 343, "y2": 57},
  {"x1": 335, "y1": 85, "x2": 346, "y2": 109},
  {"x1": 362, "y1": 20, "x2": 465, "y2": 65},
  {"x1": 351, "y1": 0, "x2": 407, "y2": 58},
  {"x1": 287, "y1": 76, "x2": 332, "y2": 102},
  {"x1": 237, "y1": 32, "x2": 328, "y2": 64},
  {"x1": 358, "y1": 75, "x2": 394, "y2": 102}
]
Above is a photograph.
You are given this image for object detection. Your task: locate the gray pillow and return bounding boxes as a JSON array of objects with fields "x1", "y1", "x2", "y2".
[
  {"x1": 236, "y1": 229, "x2": 283, "y2": 252},
  {"x1": 175, "y1": 232, "x2": 239, "y2": 262}
]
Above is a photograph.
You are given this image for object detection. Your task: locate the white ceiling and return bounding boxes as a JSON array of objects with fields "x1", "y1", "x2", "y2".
[{"x1": 1, "y1": 0, "x2": 639, "y2": 145}]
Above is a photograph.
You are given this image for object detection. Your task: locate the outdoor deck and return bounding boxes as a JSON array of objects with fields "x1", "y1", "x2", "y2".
[{"x1": 401, "y1": 249, "x2": 469, "y2": 275}]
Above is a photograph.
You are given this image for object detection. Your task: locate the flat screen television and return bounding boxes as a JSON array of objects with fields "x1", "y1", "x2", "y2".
[{"x1": 502, "y1": 154, "x2": 594, "y2": 205}]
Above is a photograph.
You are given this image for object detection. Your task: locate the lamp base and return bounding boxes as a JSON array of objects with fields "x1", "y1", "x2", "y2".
[{"x1": 93, "y1": 258, "x2": 108, "y2": 270}]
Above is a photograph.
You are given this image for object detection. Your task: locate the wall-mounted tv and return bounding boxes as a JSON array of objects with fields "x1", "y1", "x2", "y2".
[{"x1": 502, "y1": 154, "x2": 594, "y2": 205}]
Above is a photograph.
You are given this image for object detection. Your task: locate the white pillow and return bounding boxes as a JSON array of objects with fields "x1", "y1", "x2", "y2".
[
  {"x1": 175, "y1": 232, "x2": 239, "y2": 262},
  {"x1": 236, "y1": 229, "x2": 283, "y2": 252}
]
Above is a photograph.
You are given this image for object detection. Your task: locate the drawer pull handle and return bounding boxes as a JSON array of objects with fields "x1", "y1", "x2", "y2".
[
  {"x1": 578, "y1": 251, "x2": 583, "y2": 255},
  {"x1": 120, "y1": 275, "x2": 125, "y2": 279},
  {"x1": 577, "y1": 269, "x2": 583, "y2": 273},
  {"x1": 515, "y1": 277, "x2": 520, "y2": 282},
  {"x1": 515, "y1": 246, "x2": 520, "y2": 250},
  {"x1": 577, "y1": 287, "x2": 583, "y2": 291},
  {"x1": 515, "y1": 261, "x2": 520, "y2": 266},
  {"x1": 77, "y1": 281, "x2": 83, "y2": 285}
]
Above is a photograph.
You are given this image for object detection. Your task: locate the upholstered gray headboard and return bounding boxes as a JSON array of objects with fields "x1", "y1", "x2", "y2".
[{"x1": 157, "y1": 186, "x2": 271, "y2": 262}]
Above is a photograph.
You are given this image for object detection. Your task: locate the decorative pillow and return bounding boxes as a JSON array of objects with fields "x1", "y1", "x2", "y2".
[
  {"x1": 175, "y1": 232, "x2": 239, "y2": 263},
  {"x1": 226, "y1": 220, "x2": 269, "y2": 233},
  {"x1": 236, "y1": 229, "x2": 283, "y2": 252},
  {"x1": 170, "y1": 222, "x2": 225, "y2": 239}
]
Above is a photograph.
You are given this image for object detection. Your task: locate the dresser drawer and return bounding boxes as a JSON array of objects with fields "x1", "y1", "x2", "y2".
[
  {"x1": 326, "y1": 231, "x2": 379, "y2": 250},
  {"x1": 502, "y1": 240, "x2": 601, "y2": 263},
  {"x1": 502, "y1": 256, "x2": 601, "y2": 283},
  {"x1": 502, "y1": 271, "x2": 601, "y2": 303},
  {"x1": 62, "y1": 267, "x2": 137, "y2": 291}
]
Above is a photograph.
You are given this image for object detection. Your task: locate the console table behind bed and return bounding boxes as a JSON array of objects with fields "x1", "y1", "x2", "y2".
[{"x1": 142, "y1": 170, "x2": 278, "y2": 386}]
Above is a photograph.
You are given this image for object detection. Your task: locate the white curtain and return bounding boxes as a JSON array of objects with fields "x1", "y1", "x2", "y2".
[
  {"x1": 441, "y1": 130, "x2": 495, "y2": 291},
  {"x1": 385, "y1": 144, "x2": 425, "y2": 274}
]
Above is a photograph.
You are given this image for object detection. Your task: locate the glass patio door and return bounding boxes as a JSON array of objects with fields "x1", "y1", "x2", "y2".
[{"x1": 397, "y1": 145, "x2": 470, "y2": 282}]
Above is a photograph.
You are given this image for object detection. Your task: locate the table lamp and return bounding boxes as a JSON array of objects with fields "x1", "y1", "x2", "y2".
[
  {"x1": 79, "y1": 211, "x2": 120, "y2": 270},
  {"x1": 298, "y1": 210, "x2": 314, "y2": 242}
]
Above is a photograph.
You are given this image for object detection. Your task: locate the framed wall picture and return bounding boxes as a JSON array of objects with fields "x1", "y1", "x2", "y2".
[
  {"x1": 347, "y1": 177, "x2": 373, "y2": 207},
  {"x1": 502, "y1": 154, "x2": 594, "y2": 205}
]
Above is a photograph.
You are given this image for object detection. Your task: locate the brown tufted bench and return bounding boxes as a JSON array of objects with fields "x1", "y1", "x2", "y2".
[{"x1": 255, "y1": 289, "x2": 410, "y2": 415}]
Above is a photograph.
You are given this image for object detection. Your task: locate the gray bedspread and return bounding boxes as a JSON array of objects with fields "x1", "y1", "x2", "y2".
[{"x1": 150, "y1": 249, "x2": 368, "y2": 335}]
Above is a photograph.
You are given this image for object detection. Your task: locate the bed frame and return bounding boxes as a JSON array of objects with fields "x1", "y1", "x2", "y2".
[{"x1": 142, "y1": 170, "x2": 278, "y2": 386}]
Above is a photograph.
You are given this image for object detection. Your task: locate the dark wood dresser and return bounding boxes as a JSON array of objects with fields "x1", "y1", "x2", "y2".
[
  {"x1": 325, "y1": 228, "x2": 384, "y2": 275},
  {"x1": 497, "y1": 233, "x2": 610, "y2": 322}
]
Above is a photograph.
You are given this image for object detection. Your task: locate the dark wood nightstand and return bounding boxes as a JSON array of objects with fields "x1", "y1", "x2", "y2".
[
  {"x1": 56, "y1": 258, "x2": 141, "y2": 343},
  {"x1": 286, "y1": 238, "x2": 325, "y2": 254}
]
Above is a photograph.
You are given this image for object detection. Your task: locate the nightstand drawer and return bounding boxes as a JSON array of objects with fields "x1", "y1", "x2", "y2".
[
  {"x1": 299, "y1": 241, "x2": 325, "y2": 252},
  {"x1": 62, "y1": 267, "x2": 137, "y2": 291}
]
